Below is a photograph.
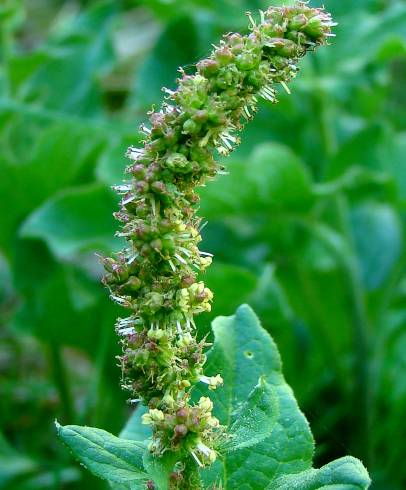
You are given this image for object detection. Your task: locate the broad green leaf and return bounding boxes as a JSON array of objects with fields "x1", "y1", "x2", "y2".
[
  {"x1": 196, "y1": 305, "x2": 370, "y2": 489},
  {"x1": 131, "y1": 15, "x2": 199, "y2": 109},
  {"x1": 323, "y1": 0, "x2": 380, "y2": 16},
  {"x1": 9, "y1": 2, "x2": 117, "y2": 115},
  {"x1": 114, "y1": 413, "x2": 177, "y2": 489},
  {"x1": 119, "y1": 406, "x2": 150, "y2": 442},
  {"x1": 0, "y1": 115, "x2": 105, "y2": 256},
  {"x1": 144, "y1": 0, "x2": 295, "y2": 25},
  {"x1": 0, "y1": 433, "x2": 37, "y2": 488},
  {"x1": 143, "y1": 452, "x2": 178, "y2": 490},
  {"x1": 223, "y1": 377, "x2": 278, "y2": 452},
  {"x1": 10, "y1": 240, "x2": 118, "y2": 351},
  {"x1": 195, "y1": 304, "x2": 314, "y2": 488},
  {"x1": 326, "y1": 2, "x2": 406, "y2": 73},
  {"x1": 327, "y1": 124, "x2": 400, "y2": 179},
  {"x1": 350, "y1": 203, "x2": 403, "y2": 290},
  {"x1": 20, "y1": 184, "x2": 120, "y2": 261},
  {"x1": 96, "y1": 134, "x2": 142, "y2": 186},
  {"x1": 109, "y1": 482, "x2": 145, "y2": 490},
  {"x1": 313, "y1": 166, "x2": 395, "y2": 201},
  {"x1": 270, "y1": 456, "x2": 371, "y2": 490},
  {"x1": 199, "y1": 143, "x2": 313, "y2": 219},
  {"x1": 56, "y1": 423, "x2": 147, "y2": 484},
  {"x1": 197, "y1": 262, "x2": 259, "y2": 335}
]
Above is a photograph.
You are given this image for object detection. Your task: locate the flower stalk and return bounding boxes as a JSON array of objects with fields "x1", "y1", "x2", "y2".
[{"x1": 102, "y1": 3, "x2": 334, "y2": 488}]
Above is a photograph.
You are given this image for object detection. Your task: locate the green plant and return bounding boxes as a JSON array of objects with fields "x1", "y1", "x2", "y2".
[{"x1": 54, "y1": 3, "x2": 373, "y2": 489}]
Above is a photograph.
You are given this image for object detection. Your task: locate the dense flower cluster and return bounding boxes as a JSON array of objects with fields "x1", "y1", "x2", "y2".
[{"x1": 103, "y1": 3, "x2": 334, "y2": 487}]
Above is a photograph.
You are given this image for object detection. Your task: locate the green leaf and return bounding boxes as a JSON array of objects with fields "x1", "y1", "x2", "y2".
[
  {"x1": 195, "y1": 304, "x2": 314, "y2": 488},
  {"x1": 0, "y1": 115, "x2": 105, "y2": 256},
  {"x1": 196, "y1": 262, "x2": 259, "y2": 336},
  {"x1": 350, "y1": 203, "x2": 403, "y2": 290},
  {"x1": 56, "y1": 423, "x2": 147, "y2": 484},
  {"x1": 119, "y1": 406, "x2": 150, "y2": 442},
  {"x1": 9, "y1": 2, "x2": 117, "y2": 115},
  {"x1": 112, "y1": 412, "x2": 177, "y2": 489},
  {"x1": 0, "y1": 432, "x2": 37, "y2": 488},
  {"x1": 20, "y1": 184, "x2": 120, "y2": 261},
  {"x1": 223, "y1": 377, "x2": 278, "y2": 452},
  {"x1": 109, "y1": 482, "x2": 145, "y2": 490},
  {"x1": 309, "y1": 2, "x2": 406, "y2": 86},
  {"x1": 327, "y1": 124, "x2": 399, "y2": 179},
  {"x1": 196, "y1": 305, "x2": 370, "y2": 489},
  {"x1": 270, "y1": 456, "x2": 371, "y2": 490},
  {"x1": 96, "y1": 134, "x2": 142, "y2": 186},
  {"x1": 143, "y1": 452, "x2": 178, "y2": 490},
  {"x1": 199, "y1": 143, "x2": 313, "y2": 219},
  {"x1": 131, "y1": 15, "x2": 199, "y2": 109}
]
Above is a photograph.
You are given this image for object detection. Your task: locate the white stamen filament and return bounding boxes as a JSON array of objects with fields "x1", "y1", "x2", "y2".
[
  {"x1": 197, "y1": 442, "x2": 211, "y2": 457},
  {"x1": 118, "y1": 327, "x2": 135, "y2": 336},
  {"x1": 162, "y1": 87, "x2": 175, "y2": 96},
  {"x1": 117, "y1": 317, "x2": 134, "y2": 327},
  {"x1": 127, "y1": 253, "x2": 138, "y2": 264},
  {"x1": 175, "y1": 253, "x2": 187, "y2": 265},
  {"x1": 217, "y1": 145, "x2": 229, "y2": 156},
  {"x1": 140, "y1": 124, "x2": 151, "y2": 135},
  {"x1": 246, "y1": 11, "x2": 256, "y2": 28},
  {"x1": 280, "y1": 81, "x2": 291, "y2": 94},
  {"x1": 113, "y1": 184, "x2": 132, "y2": 193},
  {"x1": 122, "y1": 195, "x2": 135, "y2": 205},
  {"x1": 126, "y1": 147, "x2": 144, "y2": 161},
  {"x1": 111, "y1": 295, "x2": 128, "y2": 305},
  {"x1": 179, "y1": 247, "x2": 191, "y2": 257},
  {"x1": 190, "y1": 451, "x2": 203, "y2": 467}
]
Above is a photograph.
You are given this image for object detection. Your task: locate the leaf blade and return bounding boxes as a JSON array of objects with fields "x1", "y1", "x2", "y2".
[
  {"x1": 223, "y1": 377, "x2": 279, "y2": 452},
  {"x1": 270, "y1": 456, "x2": 371, "y2": 490},
  {"x1": 56, "y1": 423, "x2": 147, "y2": 484}
]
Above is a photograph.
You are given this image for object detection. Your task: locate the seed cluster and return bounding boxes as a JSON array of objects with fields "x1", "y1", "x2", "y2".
[{"x1": 102, "y1": 3, "x2": 334, "y2": 487}]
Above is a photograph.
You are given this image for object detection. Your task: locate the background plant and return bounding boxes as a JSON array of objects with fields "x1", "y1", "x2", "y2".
[{"x1": 0, "y1": 0, "x2": 405, "y2": 489}]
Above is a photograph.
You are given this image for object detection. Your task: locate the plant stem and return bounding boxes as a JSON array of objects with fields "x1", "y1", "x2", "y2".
[
  {"x1": 49, "y1": 341, "x2": 75, "y2": 424},
  {"x1": 334, "y1": 194, "x2": 372, "y2": 465},
  {"x1": 80, "y1": 315, "x2": 113, "y2": 427},
  {"x1": 181, "y1": 457, "x2": 203, "y2": 490}
]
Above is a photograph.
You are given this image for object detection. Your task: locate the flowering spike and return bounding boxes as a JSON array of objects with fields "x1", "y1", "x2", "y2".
[{"x1": 102, "y1": 3, "x2": 334, "y2": 488}]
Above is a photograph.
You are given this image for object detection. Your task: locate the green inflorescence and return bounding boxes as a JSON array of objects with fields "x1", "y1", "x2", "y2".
[{"x1": 102, "y1": 3, "x2": 335, "y2": 487}]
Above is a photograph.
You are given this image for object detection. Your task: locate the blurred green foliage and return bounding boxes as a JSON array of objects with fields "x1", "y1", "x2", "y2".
[{"x1": 0, "y1": 0, "x2": 405, "y2": 489}]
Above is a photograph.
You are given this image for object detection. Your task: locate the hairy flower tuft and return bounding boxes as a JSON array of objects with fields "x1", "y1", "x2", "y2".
[{"x1": 103, "y1": 3, "x2": 334, "y2": 488}]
